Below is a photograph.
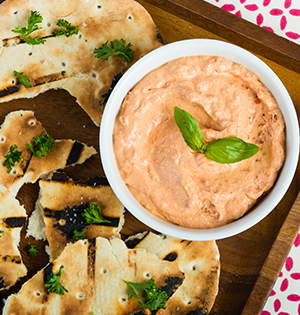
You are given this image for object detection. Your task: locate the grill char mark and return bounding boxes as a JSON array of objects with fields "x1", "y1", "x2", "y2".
[
  {"x1": 50, "y1": 172, "x2": 109, "y2": 187},
  {"x1": 66, "y1": 141, "x2": 84, "y2": 166},
  {"x1": 87, "y1": 238, "x2": 96, "y2": 280},
  {"x1": 4, "y1": 217, "x2": 26, "y2": 228},
  {"x1": 125, "y1": 231, "x2": 150, "y2": 249},
  {"x1": 163, "y1": 252, "x2": 178, "y2": 262},
  {"x1": 0, "y1": 255, "x2": 21, "y2": 264},
  {"x1": 44, "y1": 204, "x2": 119, "y2": 239},
  {"x1": 0, "y1": 85, "x2": 19, "y2": 98}
]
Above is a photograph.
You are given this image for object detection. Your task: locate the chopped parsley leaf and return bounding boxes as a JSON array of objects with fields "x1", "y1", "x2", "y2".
[
  {"x1": 28, "y1": 244, "x2": 38, "y2": 256},
  {"x1": 44, "y1": 265, "x2": 68, "y2": 295},
  {"x1": 81, "y1": 203, "x2": 110, "y2": 224},
  {"x1": 94, "y1": 39, "x2": 134, "y2": 63},
  {"x1": 11, "y1": 10, "x2": 46, "y2": 45},
  {"x1": 3, "y1": 144, "x2": 22, "y2": 173}
]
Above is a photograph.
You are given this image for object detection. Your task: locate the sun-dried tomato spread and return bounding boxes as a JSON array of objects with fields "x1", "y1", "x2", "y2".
[{"x1": 113, "y1": 56, "x2": 285, "y2": 228}]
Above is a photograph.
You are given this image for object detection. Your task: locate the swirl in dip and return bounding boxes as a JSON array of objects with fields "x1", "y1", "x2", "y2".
[{"x1": 113, "y1": 56, "x2": 285, "y2": 229}]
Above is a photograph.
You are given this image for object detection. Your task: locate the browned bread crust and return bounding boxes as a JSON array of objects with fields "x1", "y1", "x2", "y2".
[
  {"x1": 3, "y1": 236, "x2": 184, "y2": 315},
  {"x1": 0, "y1": 0, "x2": 163, "y2": 125},
  {"x1": 27, "y1": 172, "x2": 125, "y2": 260}
]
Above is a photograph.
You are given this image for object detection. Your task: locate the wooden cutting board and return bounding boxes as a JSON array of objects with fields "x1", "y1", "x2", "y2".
[{"x1": 0, "y1": 1, "x2": 299, "y2": 314}]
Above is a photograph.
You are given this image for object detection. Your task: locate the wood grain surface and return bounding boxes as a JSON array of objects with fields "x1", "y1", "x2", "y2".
[{"x1": 0, "y1": 0, "x2": 299, "y2": 315}]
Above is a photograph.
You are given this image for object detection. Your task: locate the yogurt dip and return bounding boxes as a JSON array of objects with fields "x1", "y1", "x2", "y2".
[{"x1": 113, "y1": 56, "x2": 285, "y2": 229}]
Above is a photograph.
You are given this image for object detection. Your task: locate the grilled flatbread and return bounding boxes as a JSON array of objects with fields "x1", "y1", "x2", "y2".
[
  {"x1": 3, "y1": 236, "x2": 184, "y2": 315},
  {"x1": 0, "y1": 186, "x2": 27, "y2": 291},
  {"x1": 0, "y1": 0, "x2": 163, "y2": 126},
  {"x1": 126, "y1": 231, "x2": 220, "y2": 315},
  {"x1": 0, "y1": 110, "x2": 96, "y2": 290},
  {"x1": 27, "y1": 172, "x2": 125, "y2": 260},
  {"x1": 0, "y1": 110, "x2": 97, "y2": 196}
]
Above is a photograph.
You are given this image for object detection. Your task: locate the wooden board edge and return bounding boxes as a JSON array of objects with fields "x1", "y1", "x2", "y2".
[
  {"x1": 142, "y1": 0, "x2": 300, "y2": 74},
  {"x1": 242, "y1": 190, "x2": 300, "y2": 315}
]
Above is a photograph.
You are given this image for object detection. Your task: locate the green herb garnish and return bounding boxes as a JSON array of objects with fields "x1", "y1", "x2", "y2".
[
  {"x1": 28, "y1": 244, "x2": 38, "y2": 256},
  {"x1": 53, "y1": 19, "x2": 79, "y2": 37},
  {"x1": 81, "y1": 203, "x2": 110, "y2": 224},
  {"x1": 94, "y1": 39, "x2": 134, "y2": 63},
  {"x1": 3, "y1": 144, "x2": 22, "y2": 173},
  {"x1": 26, "y1": 134, "x2": 54, "y2": 158},
  {"x1": 44, "y1": 265, "x2": 68, "y2": 295},
  {"x1": 11, "y1": 10, "x2": 46, "y2": 45},
  {"x1": 13, "y1": 70, "x2": 32, "y2": 88},
  {"x1": 174, "y1": 106, "x2": 260, "y2": 164},
  {"x1": 73, "y1": 229, "x2": 86, "y2": 240},
  {"x1": 123, "y1": 278, "x2": 168, "y2": 311},
  {"x1": 0, "y1": 230, "x2": 4, "y2": 237},
  {"x1": 61, "y1": 70, "x2": 66, "y2": 76}
]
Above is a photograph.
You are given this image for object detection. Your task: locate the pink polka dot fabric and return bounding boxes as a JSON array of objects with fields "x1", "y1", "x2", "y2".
[
  {"x1": 261, "y1": 233, "x2": 300, "y2": 315},
  {"x1": 204, "y1": 0, "x2": 300, "y2": 44}
]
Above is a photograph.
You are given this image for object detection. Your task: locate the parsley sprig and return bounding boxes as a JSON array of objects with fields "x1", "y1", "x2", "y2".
[
  {"x1": 73, "y1": 229, "x2": 86, "y2": 240},
  {"x1": 0, "y1": 230, "x2": 4, "y2": 238},
  {"x1": 53, "y1": 19, "x2": 79, "y2": 37},
  {"x1": 11, "y1": 10, "x2": 46, "y2": 45},
  {"x1": 3, "y1": 144, "x2": 22, "y2": 173},
  {"x1": 94, "y1": 39, "x2": 134, "y2": 63},
  {"x1": 81, "y1": 203, "x2": 110, "y2": 224},
  {"x1": 44, "y1": 265, "x2": 68, "y2": 295},
  {"x1": 28, "y1": 244, "x2": 38, "y2": 257},
  {"x1": 26, "y1": 134, "x2": 54, "y2": 157},
  {"x1": 14, "y1": 70, "x2": 32, "y2": 88},
  {"x1": 123, "y1": 278, "x2": 168, "y2": 311}
]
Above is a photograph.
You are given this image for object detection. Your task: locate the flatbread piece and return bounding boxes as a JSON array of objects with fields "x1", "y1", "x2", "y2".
[
  {"x1": 126, "y1": 231, "x2": 220, "y2": 314},
  {"x1": 3, "y1": 236, "x2": 184, "y2": 315},
  {"x1": 0, "y1": 0, "x2": 163, "y2": 125},
  {"x1": 0, "y1": 186, "x2": 27, "y2": 291},
  {"x1": 27, "y1": 172, "x2": 125, "y2": 260},
  {"x1": 0, "y1": 110, "x2": 97, "y2": 196}
]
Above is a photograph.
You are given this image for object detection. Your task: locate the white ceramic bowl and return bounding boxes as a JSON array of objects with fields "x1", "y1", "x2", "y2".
[{"x1": 100, "y1": 39, "x2": 299, "y2": 241}]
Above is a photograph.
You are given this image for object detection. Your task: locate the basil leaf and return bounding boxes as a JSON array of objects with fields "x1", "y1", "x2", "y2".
[
  {"x1": 174, "y1": 106, "x2": 206, "y2": 153},
  {"x1": 205, "y1": 137, "x2": 260, "y2": 164}
]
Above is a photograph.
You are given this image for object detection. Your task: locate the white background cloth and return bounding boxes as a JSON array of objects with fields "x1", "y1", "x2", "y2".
[{"x1": 204, "y1": 0, "x2": 300, "y2": 45}]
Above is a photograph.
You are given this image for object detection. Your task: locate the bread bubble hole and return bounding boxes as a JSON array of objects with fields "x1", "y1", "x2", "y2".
[
  {"x1": 185, "y1": 299, "x2": 192, "y2": 305},
  {"x1": 59, "y1": 219, "x2": 66, "y2": 226},
  {"x1": 76, "y1": 292, "x2": 85, "y2": 299},
  {"x1": 11, "y1": 169, "x2": 18, "y2": 175},
  {"x1": 28, "y1": 119, "x2": 36, "y2": 126}
]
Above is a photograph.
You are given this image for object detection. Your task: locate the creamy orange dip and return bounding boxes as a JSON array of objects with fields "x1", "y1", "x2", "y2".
[{"x1": 113, "y1": 56, "x2": 285, "y2": 229}]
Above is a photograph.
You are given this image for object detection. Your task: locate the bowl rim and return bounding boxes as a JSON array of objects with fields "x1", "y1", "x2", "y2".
[{"x1": 100, "y1": 39, "x2": 299, "y2": 241}]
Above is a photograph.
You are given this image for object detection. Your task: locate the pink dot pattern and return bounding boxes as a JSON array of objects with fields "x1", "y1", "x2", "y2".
[
  {"x1": 261, "y1": 232, "x2": 300, "y2": 314},
  {"x1": 204, "y1": 0, "x2": 300, "y2": 44}
]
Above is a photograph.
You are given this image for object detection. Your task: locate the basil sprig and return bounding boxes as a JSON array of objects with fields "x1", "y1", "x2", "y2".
[{"x1": 174, "y1": 106, "x2": 260, "y2": 164}]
